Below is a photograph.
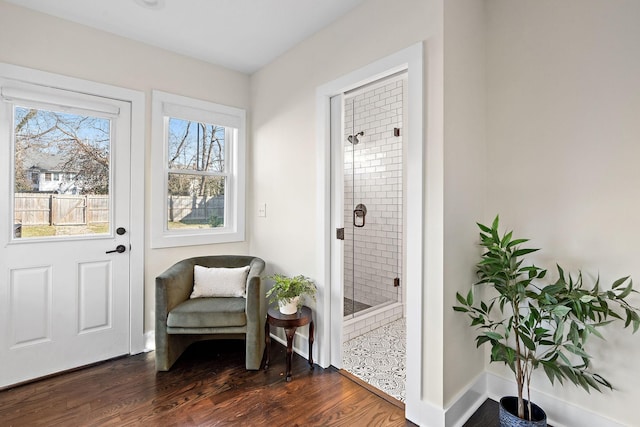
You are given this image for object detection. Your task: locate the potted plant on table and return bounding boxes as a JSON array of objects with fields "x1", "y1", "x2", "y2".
[
  {"x1": 266, "y1": 274, "x2": 317, "y2": 315},
  {"x1": 454, "y1": 216, "x2": 640, "y2": 426}
]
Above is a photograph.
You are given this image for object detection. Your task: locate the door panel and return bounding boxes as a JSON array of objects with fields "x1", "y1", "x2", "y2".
[
  {"x1": 0, "y1": 80, "x2": 131, "y2": 388},
  {"x1": 78, "y1": 260, "x2": 112, "y2": 333},
  {"x1": 9, "y1": 266, "x2": 52, "y2": 347}
]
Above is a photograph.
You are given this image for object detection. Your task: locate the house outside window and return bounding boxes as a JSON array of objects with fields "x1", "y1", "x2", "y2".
[{"x1": 151, "y1": 91, "x2": 246, "y2": 248}]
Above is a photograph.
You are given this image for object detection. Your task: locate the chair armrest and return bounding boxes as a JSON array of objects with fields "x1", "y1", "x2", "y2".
[
  {"x1": 156, "y1": 259, "x2": 195, "y2": 319},
  {"x1": 245, "y1": 257, "x2": 266, "y2": 324}
]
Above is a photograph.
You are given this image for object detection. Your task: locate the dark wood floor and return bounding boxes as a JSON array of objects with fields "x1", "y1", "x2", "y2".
[
  {"x1": 0, "y1": 340, "x2": 416, "y2": 426},
  {"x1": 0, "y1": 339, "x2": 504, "y2": 426},
  {"x1": 462, "y1": 399, "x2": 500, "y2": 427}
]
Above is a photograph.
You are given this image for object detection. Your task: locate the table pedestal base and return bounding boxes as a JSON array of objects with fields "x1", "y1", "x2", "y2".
[{"x1": 264, "y1": 306, "x2": 314, "y2": 382}]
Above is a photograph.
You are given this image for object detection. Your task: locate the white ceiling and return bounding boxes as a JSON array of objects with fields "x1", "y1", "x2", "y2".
[{"x1": 5, "y1": 0, "x2": 366, "y2": 74}]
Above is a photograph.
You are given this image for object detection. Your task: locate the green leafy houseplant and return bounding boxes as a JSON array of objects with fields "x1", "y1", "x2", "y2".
[
  {"x1": 266, "y1": 274, "x2": 317, "y2": 310},
  {"x1": 454, "y1": 216, "x2": 640, "y2": 422}
]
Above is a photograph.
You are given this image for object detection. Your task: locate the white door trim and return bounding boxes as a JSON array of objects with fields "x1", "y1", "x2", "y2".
[
  {"x1": 315, "y1": 43, "x2": 424, "y2": 417},
  {"x1": 0, "y1": 62, "x2": 145, "y2": 355}
]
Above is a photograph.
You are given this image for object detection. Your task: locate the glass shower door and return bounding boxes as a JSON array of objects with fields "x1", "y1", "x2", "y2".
[{"x1": 343, "y1": 80, "x2": 403, "y2": 318}]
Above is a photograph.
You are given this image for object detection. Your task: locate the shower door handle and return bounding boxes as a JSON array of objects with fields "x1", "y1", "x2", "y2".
[{"x1": 353, "y1": 204, "x2": 367, "y2": 228}]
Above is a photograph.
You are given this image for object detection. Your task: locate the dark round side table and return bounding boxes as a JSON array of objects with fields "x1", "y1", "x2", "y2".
[{"x1": 264, "y1": 305, "x2": 314, "y2": 382}]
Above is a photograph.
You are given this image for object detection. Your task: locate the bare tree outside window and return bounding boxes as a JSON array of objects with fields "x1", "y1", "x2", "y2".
[
  {"x1": 14, "y1": 107, "x2": 110, "y2": 194},
  {"x1": 166, "y1": 117, "x2": 226, "y2": 229},
  {"x1": 13, "y1": 106, "x2": 111, "y2": 238}
]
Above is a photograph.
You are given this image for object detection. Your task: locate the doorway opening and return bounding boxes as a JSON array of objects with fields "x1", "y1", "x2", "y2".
[
  {"x1": 333, "y1": 72, "x2": 407, "y2": 402},
  {"x1": 318, "y1": 43, "x2": 424, "y2": 420}
]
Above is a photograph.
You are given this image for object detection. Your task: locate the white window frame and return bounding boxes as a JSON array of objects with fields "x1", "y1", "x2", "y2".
[{"x1": 150, "y1": 90, "x2": 245, "y2": 248}]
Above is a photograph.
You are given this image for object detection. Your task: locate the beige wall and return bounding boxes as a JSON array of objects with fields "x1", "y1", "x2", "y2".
[
  {"x1": 0, "y1": 1, "x2": 251, "y2": 333},
  {"x1": 486, "y1": 0, "x2": 640, "y2": 424},
  {"x1": 442, "y1": 0, "x2": 487, "y2": 406}
]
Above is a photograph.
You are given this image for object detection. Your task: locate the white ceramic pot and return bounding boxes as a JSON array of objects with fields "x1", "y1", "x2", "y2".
[{"x1": 278, "y1": 296, "x2": 300, "y2": 315}]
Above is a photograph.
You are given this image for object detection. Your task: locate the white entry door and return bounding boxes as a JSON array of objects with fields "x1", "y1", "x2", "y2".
[{"x1": 0, "y1": 79, "x2": 131, "y2": 388}]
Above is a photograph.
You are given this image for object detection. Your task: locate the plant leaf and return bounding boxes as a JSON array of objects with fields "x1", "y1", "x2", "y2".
[
  {"x1": 484, "y1": 331, "x2": 503, "y2": 341},
  {"x1": 477, "y1": 222, "x2": 492, "y2": 233},
  {"x1": 513, "y1": 248, "x2": 540, "y2": 257},
  {"x1": 552, "y1": 306, "x2": 572, "y2": 317},
  {"x1": 520, "y1": 334, "x2": 536, "y2": 351},
  {"x1": 456, "y1": 292, "x2": 467, "y2": 306},
  {"x1": 612, "y1": 276, "x2": 629, "y2": 289},
  {"x1": 618, "y1": 282, "x2": 633, "y2": 299},
  {"x1": 506, "y1": 238, "x2": 529, "y2": 248},
  {"x1": 501, "y1": 231, "x2": 513, "y2": 247},
  {"x1": 565, "y1": 344, "x2": 591, "y2": 359},
  {"x1": 585, "y1": 324, "x2": 604, "y2": 340}
]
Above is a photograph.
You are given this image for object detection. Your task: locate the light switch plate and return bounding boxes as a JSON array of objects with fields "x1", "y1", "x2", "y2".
[{"x1": 257, "y1": 203, "x2": 266, "y2": 217}]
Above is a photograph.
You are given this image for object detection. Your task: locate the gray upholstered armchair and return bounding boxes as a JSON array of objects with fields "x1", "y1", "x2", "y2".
[{"x1": 155, "y1": 255, "x2": 266, "y2": 371}]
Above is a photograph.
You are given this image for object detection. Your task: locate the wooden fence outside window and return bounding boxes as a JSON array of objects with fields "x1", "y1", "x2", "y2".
[{"x1": 14, "y1": 193, "x2": 109, "y2": 226}]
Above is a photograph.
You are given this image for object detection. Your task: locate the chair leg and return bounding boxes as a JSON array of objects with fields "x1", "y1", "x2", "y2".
[
  {"x1": 245, "y1": 328, "x2": 265, "y2": 370},
  {"x1": 156, "y1": 334, "x2": 195, "y2": 371}
]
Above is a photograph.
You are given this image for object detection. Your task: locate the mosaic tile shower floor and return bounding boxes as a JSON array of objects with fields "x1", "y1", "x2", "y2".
[{"x1": 342, "y1": 317, "x2": 406, "y2": 402}]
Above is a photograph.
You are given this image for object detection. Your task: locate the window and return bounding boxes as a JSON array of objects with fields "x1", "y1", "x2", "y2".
[
  {"x1": 3, "y1": 83, "x2": 118, "y2": 239},
  {"x1": 151, "y1": 91, "x2": 245, "y2": 248}
]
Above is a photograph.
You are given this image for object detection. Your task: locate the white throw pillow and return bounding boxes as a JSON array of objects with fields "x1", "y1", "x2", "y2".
[{"x1": 190, "y1": 265, "x2": 250, "y2": 298}]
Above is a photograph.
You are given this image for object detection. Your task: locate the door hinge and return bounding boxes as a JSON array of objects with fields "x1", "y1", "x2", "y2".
[
  {"x1": 336, "y1": 228, "x2": 344, "y2": 240},
  {"x1": 394, "y1": 277, "x2": 400, "y2": 287}
]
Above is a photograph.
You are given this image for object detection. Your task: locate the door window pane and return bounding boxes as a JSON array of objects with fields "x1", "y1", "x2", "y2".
[{"x1": 13, "y1": 106, "x2": 111, "y2": 239}]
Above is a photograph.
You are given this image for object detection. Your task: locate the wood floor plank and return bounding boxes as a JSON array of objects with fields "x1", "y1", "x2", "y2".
[{"x1": 0, "y1": 339, "x2": 415, "y2": 426}]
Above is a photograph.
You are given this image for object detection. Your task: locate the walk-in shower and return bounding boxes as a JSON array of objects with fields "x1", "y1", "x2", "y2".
[{"x1": 342, "y1": 73, "x2": 406, "y2": 341}]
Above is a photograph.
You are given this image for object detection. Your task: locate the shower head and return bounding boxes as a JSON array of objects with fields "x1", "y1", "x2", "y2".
[{"x1": 348, "y1": 131, "x2": 364, "y2": 145}]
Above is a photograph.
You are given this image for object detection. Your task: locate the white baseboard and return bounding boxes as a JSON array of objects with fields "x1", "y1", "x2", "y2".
[
  {"x1": 405, "y1": 395, "x2": 445, "y2": 427},
  {"x1": 143, "y1": 330, "x2": 155, "y2": 352},
  {"x1": 436, "y1": 372, "x2": 626, "y2": 427},
  {"x1": 444, "y1": 373, "x2": 487, "y2": 427}
]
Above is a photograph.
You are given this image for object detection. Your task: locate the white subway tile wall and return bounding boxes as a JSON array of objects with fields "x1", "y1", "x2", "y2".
[{"x1": 343, "y1": 75, "x2": 405, "y2": 316}]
